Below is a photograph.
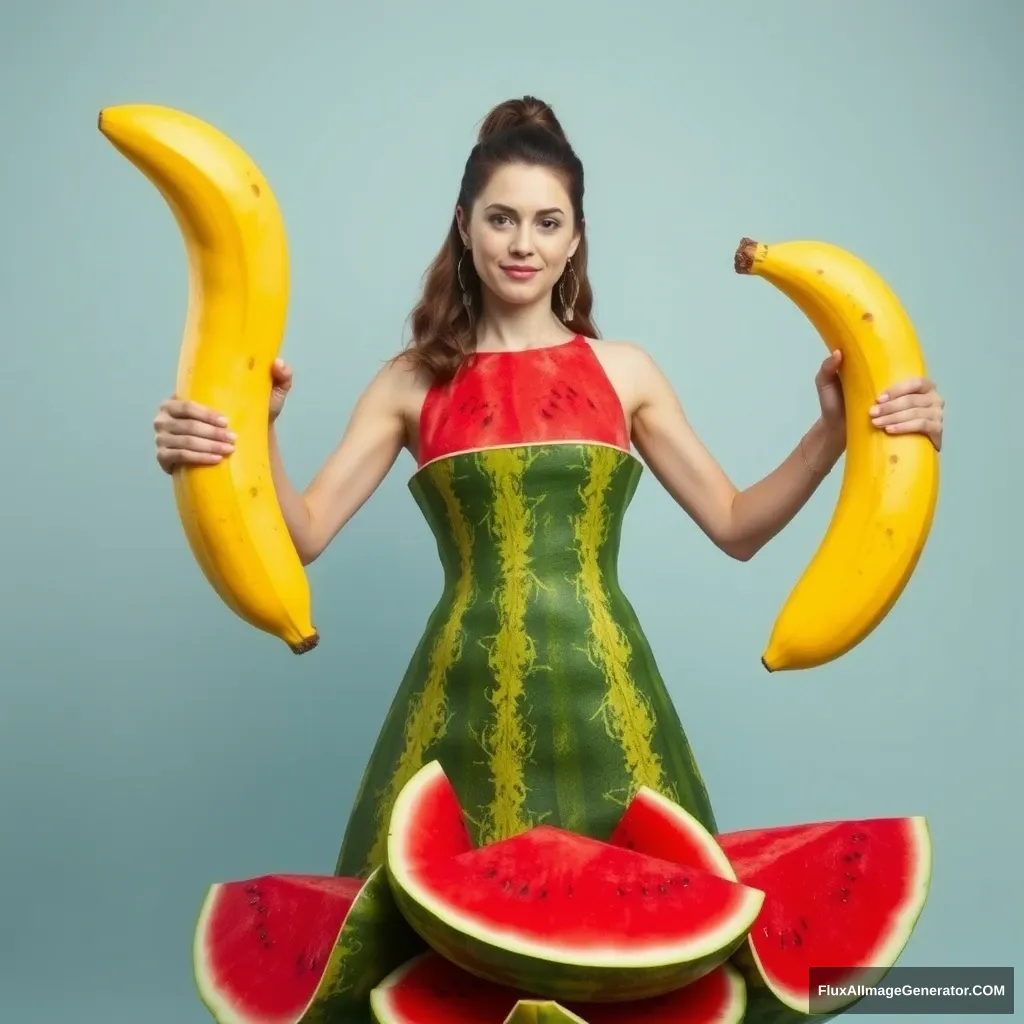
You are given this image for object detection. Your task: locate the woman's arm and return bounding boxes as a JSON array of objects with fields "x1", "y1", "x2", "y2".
[
  {"x1": 626, "y1": 346, "x2": 844, "y2": 561},
  {"x1": 268, "y1": 361, "x2": 413, "y2": 565}
]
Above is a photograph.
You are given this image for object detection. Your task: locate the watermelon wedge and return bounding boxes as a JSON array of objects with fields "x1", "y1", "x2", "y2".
[
  {"x1": 370, "y1": 949, "x2": 747, "y2": 1024},
  {"x1": 608, "y1": 785, "x2": 736, "y2": 880},
  {"x1": 385, "y1": 761, "x2": 764, "y2": 1002},
  {"x1": 608, "y1": 789, "x2": 933, "y2": 1021},
  {"x1": 717, "y1": 818, "x2": 932, "y2": 1016},
  {"x1": 193, "y1": 866, "x2": 423, "y2": 1024}
]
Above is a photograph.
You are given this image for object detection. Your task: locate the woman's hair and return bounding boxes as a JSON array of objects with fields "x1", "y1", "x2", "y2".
[{"x1": 402, "y1": 96, "x2": 598, "y2": 382}]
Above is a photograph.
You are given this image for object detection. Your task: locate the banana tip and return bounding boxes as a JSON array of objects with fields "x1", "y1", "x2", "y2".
[
  {"x1": 290, "y1": 631, "x2": 320, "y2": 655},
  {"x1": 760, "y1": 655, "x2": 774, "y2": 673},
  {"x1": 734, "y1": 237, "x2": 762, "y2": 275}
]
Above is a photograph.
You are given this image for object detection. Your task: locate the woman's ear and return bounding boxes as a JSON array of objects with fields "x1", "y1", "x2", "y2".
[
  {"x1": 455, "y1": 205, "x2": 471, "y2": 247},
  {"x1": 568, "y1": 218, "x2": 583, "y2": 259}
]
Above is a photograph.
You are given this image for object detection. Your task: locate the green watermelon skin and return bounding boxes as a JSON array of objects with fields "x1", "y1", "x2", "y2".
[{"x1": 335, "y1": 442, "x2": 716, "y2": 878}]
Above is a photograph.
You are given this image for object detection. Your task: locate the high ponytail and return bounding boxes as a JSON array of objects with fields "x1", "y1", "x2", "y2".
[{"x1": 403, "y1": 96, "x2": 597, "y2": 382}]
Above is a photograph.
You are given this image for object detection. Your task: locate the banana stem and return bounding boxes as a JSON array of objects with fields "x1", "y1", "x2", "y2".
[
  {"x1": 734, "y1": 237, "x2": 765, "y2": 275},
  {"x1": 289, "y1": 633, "x2": 321, "y2": 655}
]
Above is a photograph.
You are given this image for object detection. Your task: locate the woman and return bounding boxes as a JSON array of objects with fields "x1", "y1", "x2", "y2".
[{"x1": 152, "y1": 96, "x2": 945, "y2": 878}]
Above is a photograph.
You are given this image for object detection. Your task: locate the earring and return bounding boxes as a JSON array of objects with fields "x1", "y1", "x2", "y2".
[
  {"x1": 457, "y1": 248, "x2": 472, "y2": 310},
  {"x1": 558, "y1": 258, "x2": 580, "y2": 322}
]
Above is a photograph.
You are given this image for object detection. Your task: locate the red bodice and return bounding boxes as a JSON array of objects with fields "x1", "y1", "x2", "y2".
[{"x1": 417, "y1": 335, "x2": 630, "y2": 467}]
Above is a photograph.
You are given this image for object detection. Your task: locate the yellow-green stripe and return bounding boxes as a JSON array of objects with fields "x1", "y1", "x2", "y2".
[
  {"x1": 572, "y1": 444, "x2": 672, "y2": 808},
  {"x1": 476, "y1": 447, "x2": 542, "y2": 843}
]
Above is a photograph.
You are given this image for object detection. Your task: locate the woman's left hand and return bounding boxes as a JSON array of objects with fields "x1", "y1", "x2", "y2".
[{"x1": 815, "y1": 349, "x2": 945, "y2": 452}]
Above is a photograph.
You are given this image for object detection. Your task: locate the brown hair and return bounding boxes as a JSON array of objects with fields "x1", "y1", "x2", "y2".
[{"x1": 402, "y1": 96, "x2": 598, "y2": 382}]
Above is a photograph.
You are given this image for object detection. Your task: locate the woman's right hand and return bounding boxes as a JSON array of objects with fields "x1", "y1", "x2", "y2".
[{"x1": 153, "y1": 358, "x2": 293, "y2": 474}]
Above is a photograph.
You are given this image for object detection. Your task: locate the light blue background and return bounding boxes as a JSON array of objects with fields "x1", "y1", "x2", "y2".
[{"x1": 2, "y1": 2, "x2": 1020, "y2": 1021}]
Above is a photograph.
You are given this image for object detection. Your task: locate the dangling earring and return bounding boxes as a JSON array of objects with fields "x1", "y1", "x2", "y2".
[
  {"x1": 457, "y1": 248, "x2": 473, "y2": 311},
  {"x1": 558, "y1": 258, "x2": 580, "y2": 322}
]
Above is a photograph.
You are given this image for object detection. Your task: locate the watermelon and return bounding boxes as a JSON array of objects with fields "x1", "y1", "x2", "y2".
[
  {"x1": 384, "y1": 760, "x2": 763, "y2": 1002},
  {"x1": 369, "y1": 949, "x2": 747, "y2": 1024},
  {"x1": 610, "y1": 789, "x2": 933, "y2": 1022},
  {"x1": 717, "y1": 818, "x2": 932, "y2": 1018},
  {"x1": 193, "y1": 866, "x2": 423, "y2": 1024},
  {"x1": 608, "y1": 784, "x2": 736, "y2": 879},
  {"x1": 334, "y1": 441, "x2": 718, "y2": 879}
]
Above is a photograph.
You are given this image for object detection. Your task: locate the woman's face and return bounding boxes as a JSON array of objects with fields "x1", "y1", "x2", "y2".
[{"x1": 457, "y1": 163, "x2": 580, "y2": 312}]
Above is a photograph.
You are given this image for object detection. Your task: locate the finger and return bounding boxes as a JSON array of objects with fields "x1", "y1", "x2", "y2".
[
  {"x1": 876, "y1": 376, "x2": 934, "y2": 402},
  {"x1": 163, "y1": 398, "x2": 229, "y2": 426},
  {"x1": 871, "y1": 407, "x2": 937, "y2": 428},
  {"x1": 880, "y1": 417, "x2": 933, "y2": 436},
  {"x1": 161, "y1": 417, "x2": 236, "y2": 443},
  {"x1": 271, "y1": 361, "x2": 293, "y2": 383},
  {"x1": 870, "y1": 393, "x2": 932, "y2": 417},
  {"x1": 158, "y1": 432, "x2": 235, "y2": 455},
  {"x1": 818, "y1": 349, "x2": 842, "y2": 374},
  {"x1": 162, "y1": 449, "x2": 224, "y2": 469}
]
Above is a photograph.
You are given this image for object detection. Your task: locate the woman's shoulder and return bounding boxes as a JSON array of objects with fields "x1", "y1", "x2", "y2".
[
  {"x1": 585, "y1": 337, "x2": 661, "y2": 376},
  {"x1": 347, "y1": 349, "x2": 434, "y2": 421}
]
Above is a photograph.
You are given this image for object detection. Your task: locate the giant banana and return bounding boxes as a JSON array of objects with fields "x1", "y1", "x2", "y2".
[
  {"x1": 99, "y1": 104, "x2": 319, "y2": 654},
  {"x1": 734, "y1": 237, "x2": 939, "y2": 672}
]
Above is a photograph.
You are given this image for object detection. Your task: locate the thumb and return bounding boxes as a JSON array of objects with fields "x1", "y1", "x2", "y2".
[
  {"x1": 271, "y1": 358, "x2": 293, "y2": 388},
  {"x1": 818, "y1": 348, "x2": 842, "y2": 378}
]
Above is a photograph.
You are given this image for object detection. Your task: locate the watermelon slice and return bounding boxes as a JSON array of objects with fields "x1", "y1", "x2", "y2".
[
  {"x1": 193, "y1": 866, "x2": 423, "y2": 1024},
  {"x1": 717, "y1": 818, "x2": 932, "y2": 1016},
  {"x1": 609, "y1": 790, "x2": 933, "y2": 1021},
  {"x1": 608, "y1": 785, "x2": 736, "y2": 880},
  {"x1": 385, "y1": 760, "x2": 764, "y2": 1003},
  {"x1": 370, "y1": 949, "x2": 746, "y2": 1024}
]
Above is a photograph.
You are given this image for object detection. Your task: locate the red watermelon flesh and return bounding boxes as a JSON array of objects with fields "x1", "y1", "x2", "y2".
[
  {"x1": 388, "y1": 758, "x2": 476, "y2": 868},
  {"x1": 415, "y1": 824, "x2": 760, "y2": 952},
  {"x1": 194, "y1": 874, "x2": 360, "y2": 1023},
  {"x1": 717, "y1": 818, "x2": 932, "y2": 1013},
  {"x1": 370, "y1": 949, "x2": 747, "y2": 1024},
  {"x1": 608, "y1": 785, "x2": 736, "y2": 881},
  {"x1": 193, "y1": 868, "x2": 422, "y2": 1024}
]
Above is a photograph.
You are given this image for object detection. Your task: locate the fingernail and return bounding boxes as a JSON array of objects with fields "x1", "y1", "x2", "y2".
[
  {"x1": 227, "y1": 431, "x2": 237, "y2": 441},
  {"x1": 877, "y1": 393, "x2": 889, "y2": 402},
  {"x1": 869, "y1": 405, "x2": 879, "y2": 416},
  {"x1": 216, "y1": 415, "x2": 228, "y2": 426}
]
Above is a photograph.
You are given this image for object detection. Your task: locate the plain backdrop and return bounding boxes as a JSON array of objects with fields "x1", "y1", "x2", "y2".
[{"x1": 1, "y1": 1, "x2": 1021, "y2": 1021}]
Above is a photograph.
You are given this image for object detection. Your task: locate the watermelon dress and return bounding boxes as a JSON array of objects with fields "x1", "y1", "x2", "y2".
[{"x1": 335, "y1": 334, "x2": 716, "y2": 878}]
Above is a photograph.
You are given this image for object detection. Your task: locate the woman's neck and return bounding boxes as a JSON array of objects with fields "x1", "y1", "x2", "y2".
[{"x1": 473, "y1": 297, "x2": 575, "y2": 353}]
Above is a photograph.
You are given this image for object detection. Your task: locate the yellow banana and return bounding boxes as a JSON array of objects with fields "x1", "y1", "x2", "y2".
[
  {"x1": 734, "y1": 237, "x2": 939, "y2": 672},
  {"x1": 98, "y1": 104, "x2": 319, "y2": 654}
]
